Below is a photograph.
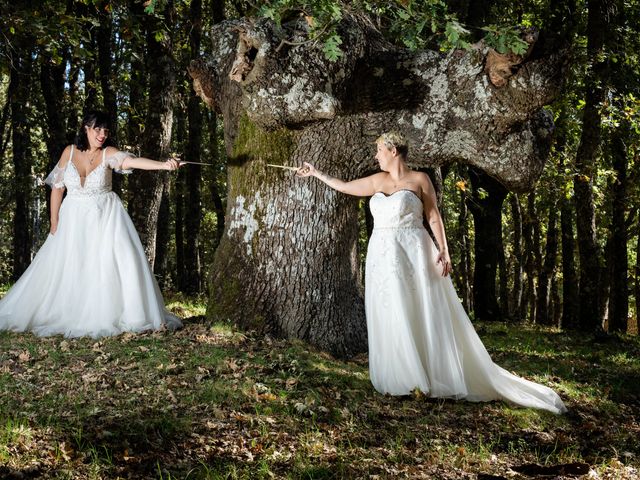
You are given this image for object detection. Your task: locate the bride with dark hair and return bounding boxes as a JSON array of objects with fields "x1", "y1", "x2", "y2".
[
  {"x1": 0, "y1": 111, "x2": 183, "y2": 338},
  {"x1": 297, "y1": 131, "x2": 567, "y2": 414}
]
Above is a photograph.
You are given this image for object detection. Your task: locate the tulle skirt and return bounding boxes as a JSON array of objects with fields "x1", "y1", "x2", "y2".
[
  {"x1": 0, "y1": 191, "x2": 181, "y2": 338},
  {"x1": 365, "y1": 226, "x2": 566, "y2": 414}
]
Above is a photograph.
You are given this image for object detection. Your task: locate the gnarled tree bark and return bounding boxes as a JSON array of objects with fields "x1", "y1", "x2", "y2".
[{"x1": 190, "y1": 15, "x2": 567, "y2": 356}]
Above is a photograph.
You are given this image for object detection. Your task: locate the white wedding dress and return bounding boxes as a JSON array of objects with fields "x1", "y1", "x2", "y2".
[
  {"x1": 365, "y1": 190, "x2": 566, "y2": 414},
  {"x1": 0, "y1": 146, "x2": 182, "y2": 338}
]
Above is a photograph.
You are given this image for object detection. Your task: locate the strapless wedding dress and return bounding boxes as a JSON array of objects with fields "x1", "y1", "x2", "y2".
[
  {"x1": 0, "y1": 146, "x2": 181, "y2": 337},
  {"x1": 365, "y1": 190, "x2": 566, "y2": 414}
]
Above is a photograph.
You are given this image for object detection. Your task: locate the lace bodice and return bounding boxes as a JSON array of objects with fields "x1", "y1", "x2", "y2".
[
  {"x1": 45, "y1": 146, "x2": 133, "y2": 197},
  {"x1": 369, "y1": 190, "x2": 424, "y2": 229}
]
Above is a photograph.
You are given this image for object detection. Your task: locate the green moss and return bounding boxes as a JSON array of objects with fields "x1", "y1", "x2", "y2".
[
  {"x1": 206, "y1": 269, "x2": 241, "y2": 323},
  {"x1": 228, "y1": 114, "x2": 298, "y2": 200}
]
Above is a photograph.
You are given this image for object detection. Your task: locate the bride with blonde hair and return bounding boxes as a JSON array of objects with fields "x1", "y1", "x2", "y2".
[{"x1": 297, "y1": 131, "x2": 566, "y2": 414}]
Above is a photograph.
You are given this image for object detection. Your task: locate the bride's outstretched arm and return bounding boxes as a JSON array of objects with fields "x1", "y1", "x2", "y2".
[
  {"x1": 121, "y1": 157, "x2": 181, "y2": 171},
  {"x1": 296, "y1": 162, "x2": 379, "y2": 197}
]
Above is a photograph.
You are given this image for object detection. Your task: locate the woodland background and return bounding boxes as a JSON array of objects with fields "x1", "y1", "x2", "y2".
[
  {"x1": 1, "y1": 1, "x2": 640, "y2": 478},
  {"x1": 1, "y1": 0, "x2": 640, "y2": 338}
]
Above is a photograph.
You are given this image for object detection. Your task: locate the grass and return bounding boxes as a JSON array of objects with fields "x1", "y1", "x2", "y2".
[{"x1": 0, "y1": 297, "x2": 638, "y2": 479}]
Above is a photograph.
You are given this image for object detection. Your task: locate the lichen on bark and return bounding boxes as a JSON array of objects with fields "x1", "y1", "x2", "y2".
[{"x1": 191, "y1": 13, "x2": 567, "y2": 356}]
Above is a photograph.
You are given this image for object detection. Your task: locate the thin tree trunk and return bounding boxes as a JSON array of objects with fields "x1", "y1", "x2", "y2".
[
  {"x1": 128, "y1": 1, "x2": 176, "y2": 267},
  {"x1": 65, "y1": 61, "x2": 80, "y2": 143},
  {"x1": 509, "y1": 193, "x2": 524, "y2": 320},
  {"x1": 205, "y1": 0, "x2": 226, "y2": 252},
  {"x1": 552, "y1": 274, "x2": 562, "y2": 327},
  {"x1": 184, "y1": 0, "x2": 204, "y2": 294},
  {"x1": 530, "y1": 193, "x2": 542, "y2": 322},
  {"x1": 174, "y1": 170, "x2": 186, "y2": 289},
  {"x1": 600, "y1": 237, "x2": 613, "y2": 328},
  {"x1": 573, "y1": 0, "x2": 611, "y2": 333},
  {"x1": 125, "y1": 0, "x2": 146, "y2": 149},
  {"x1": 39, "y1": 61, "x2": 67, "y2": 168},
  {"x1": 560, "y1": 188, "x2": 579, "y2": 328},
  {"x1": 10, "y1": 46, "x2": 34, "y2": 279},
  {"x1": 521, "y1": 193, "x2": 536, "y2": 322},
  {"x1": 207, "y1": 110, "x2": 225, "y2": 248},
  {"x1": 39, "y1": 58, "x2": 68, "y2": 227},
  {"x1": 455, "y1": 166, "x2": 472, "y2": 312},
  {"x1": 498, "y1": 226, "x2": 509, "y2": 318},
  {"x1": 610, "y1": 0, "x2": 630, "y2": 334},
  {"x1": 607, "y1": 120, "x2": 628, "y2": 333},
  {"x1": 174, "y1": 91, "x2": 187, "y2": 291},
  {"x1": 82, "y1": 16, "x2": 98, "y2": 112},
  {"x1": 536, "y1": 198, "x2": 559, "y2": 325},
  {"x1": 0, "y1": 77, "x2": 14, "y2": 161},
  {"x1": 554, "y1": 110, "x2": 580, "y2": 329},
  {"x1": 154, "y1": 177, "x2": 171, "y2": 287},
  {"x1": 636, "y1": 223, "x2": 640, "y2": 333},
  {"x1": 97, "y1": 0, "x2": 119, "y2": 194},
  {"x1": 468, "y1": 167, "x2": 508, "y2": 321}
]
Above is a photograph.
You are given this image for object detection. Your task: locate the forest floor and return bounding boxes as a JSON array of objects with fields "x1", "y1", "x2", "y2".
[{"x1": 0, "y1": 293, "x2": 639, "y2": 479}]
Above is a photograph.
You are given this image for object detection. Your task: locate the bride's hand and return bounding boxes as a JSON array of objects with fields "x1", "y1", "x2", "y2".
[
  {"x1": 164, "y1": 158, "x2": 181, "y2": 171},
  {"x1": 437, "y1": 250, "x2": 452, "y2": 277},
  {"x1": 296, "y1": 162, "x2": 316, "y2": 177}
]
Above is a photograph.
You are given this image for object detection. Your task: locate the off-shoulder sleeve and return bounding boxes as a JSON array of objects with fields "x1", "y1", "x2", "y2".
[
  {"x1": 44, "y1": 164, "x2": 66, "y2": 189},
  {"x1": 105, "y1": 151, "x2": 134, "y2": 174}
]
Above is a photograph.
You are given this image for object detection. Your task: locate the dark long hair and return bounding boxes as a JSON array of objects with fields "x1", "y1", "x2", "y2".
[{"x1": 74, "y1": 110, "x2": 114, "y2": 151}]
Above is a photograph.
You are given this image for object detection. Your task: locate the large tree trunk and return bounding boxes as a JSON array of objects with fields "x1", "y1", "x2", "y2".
[
  {"x1": 190, "y1": 15, "x2": 567, "y2": 355},
  {"x1": 208, "y1": 118, "x2": 368, "y2": 356},
  {"x1": 468, "y1": 168, "x2": 508, "y2": 322},
  {"x1": 10, "y1": 44, "x2": 34, "y2": 280},
  {"x1": 128, "y1": 1, "x2": 176, "y2": 267}
]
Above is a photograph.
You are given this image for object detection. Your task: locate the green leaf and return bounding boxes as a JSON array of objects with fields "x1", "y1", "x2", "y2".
[
  {"x1": 477, "y1": 187, "x2": 489, "y2": 200},
  {"x1": 323, "y1": 34, "x2": 343, "y2": 62},
  {"x1": 445, "y1": 22, "x2": 459, "y2": 45}
]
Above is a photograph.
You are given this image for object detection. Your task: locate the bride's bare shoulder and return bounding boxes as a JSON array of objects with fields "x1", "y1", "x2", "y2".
[
  {"x1": 413, "y1": 171, "x2": 433, "y2": 184},
  {"x1": 104, "y1": 146, "x2": 120, "y2": 157},
  {"x1": 56, "y1": 145, "x2": 74, "y2": 167}
]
